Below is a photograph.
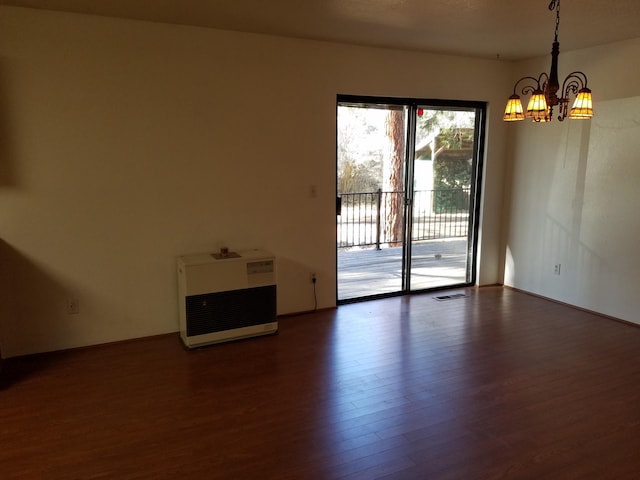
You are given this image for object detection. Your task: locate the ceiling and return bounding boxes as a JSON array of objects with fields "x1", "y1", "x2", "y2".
[{"x1": 2, "y1": 0, "x2": 640, "y2": 60}]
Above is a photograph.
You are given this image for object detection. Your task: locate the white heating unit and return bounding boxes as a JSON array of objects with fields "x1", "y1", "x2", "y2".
[{"x1": 177, "y1": 249, "x2": 277, "y2": 348}]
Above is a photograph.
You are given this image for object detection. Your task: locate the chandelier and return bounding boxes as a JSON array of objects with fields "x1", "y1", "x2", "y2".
[{"x1": 503, "y1": 0, "x2": 593, "y2": 123}]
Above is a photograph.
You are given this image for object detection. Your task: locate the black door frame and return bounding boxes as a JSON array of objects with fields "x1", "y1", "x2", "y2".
[{"x1": 336, "y1": 94, "x2": 487, "y2": 304}]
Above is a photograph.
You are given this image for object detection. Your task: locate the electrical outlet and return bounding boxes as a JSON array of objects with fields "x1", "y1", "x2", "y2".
[
  {"x1": 67, "y1": 298, "x2": 79, "y2": 315},
  {"x1": 554, "y1": 264, "x2": 561, "y2": 275}
]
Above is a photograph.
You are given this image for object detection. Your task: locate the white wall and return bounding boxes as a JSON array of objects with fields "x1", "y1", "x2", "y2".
[
  {"x1": 504, "y1": 38, "x2": 640, "y2": 324},
  {"x1": 0, "y1": 7, "x2": 510, "y2": 357}
]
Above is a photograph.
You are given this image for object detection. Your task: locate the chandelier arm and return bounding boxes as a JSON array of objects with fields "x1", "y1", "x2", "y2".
[
  {"x1": 562, "y1": 71, "x2": 589, "y2": 88},
  {"x1": 537, "y1": 72, "x2": 550, "y2": 92},
  {"x1": 561, "y1": 80, "x2": 581, "y2": 99},
  {"x1": 511, "y1": 76, "x2": 543, "y2": 96},
  {"x1": 560, "y1": 72, "x2": 588, "y2": 100}
]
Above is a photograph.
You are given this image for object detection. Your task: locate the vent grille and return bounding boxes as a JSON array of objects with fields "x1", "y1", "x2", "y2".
[
  {"x1": 186, "y1": 285, "x2": 276, "y2": 337},
  {"x1": 433, "y1": 293, "x2": 468, "y2": 301}
]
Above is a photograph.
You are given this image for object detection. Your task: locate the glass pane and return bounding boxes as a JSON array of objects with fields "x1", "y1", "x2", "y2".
[
  {"x1": 409, "y1": 107, "x2": 476, "y2": 291},
  {"x1": 337, "y1": 104, "x2": 407, "y2": 301}
]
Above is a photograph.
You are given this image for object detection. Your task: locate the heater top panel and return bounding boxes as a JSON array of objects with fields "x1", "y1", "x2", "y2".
[
  {"x1": 177, "y1": 249, "x2": 276, "y2": 295},
  {"x1": 179, "y1": 249, "x2": 273, "y2": 267}
]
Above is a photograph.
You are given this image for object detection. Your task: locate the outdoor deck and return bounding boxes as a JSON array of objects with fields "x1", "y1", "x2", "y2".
[{"x1": 338, "y1": 238, "x2": 468, "y2": 300}]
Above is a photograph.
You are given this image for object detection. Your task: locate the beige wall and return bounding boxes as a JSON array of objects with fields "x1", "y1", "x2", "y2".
[
  {"x1": 0, "y1": 7, "x2": 510, "y2": 357},
  {"x1": 503, "y1": 38, "x2": 640, "y2": 324}
]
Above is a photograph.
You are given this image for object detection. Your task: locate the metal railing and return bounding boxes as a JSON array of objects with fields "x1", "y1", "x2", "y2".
[{"x1": 337, "y1": 188, "x2": 470, "y2": 249}]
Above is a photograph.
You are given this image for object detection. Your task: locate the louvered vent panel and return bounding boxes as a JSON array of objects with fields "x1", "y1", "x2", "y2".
[{"x1": 186, "y1": 285, "x2": 276, "y2": 337}]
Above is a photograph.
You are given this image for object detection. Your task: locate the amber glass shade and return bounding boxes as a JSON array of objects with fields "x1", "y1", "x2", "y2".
[
  {"x1": 535, "y1": 108, "x2": 552, "y2": 122},
  {"x1": 526, "y1": 90, "x2": 548, "y2": 122},
  {"x1": 503, "y1": 95, "x2": 525, "y2": 121},
  {"x1": 569, "y1": 88, "x2": 593, "y2": 119}
]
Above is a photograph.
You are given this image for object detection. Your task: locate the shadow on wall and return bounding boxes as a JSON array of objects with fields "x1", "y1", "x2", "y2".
[
  {"x1": 543, "y1": 119, "x2": 603, "y2": 298},
  {"x1": 0, "y1": 239, "x2": 79, "y2": 365},
  {"x1": 0, "y1": 58, "x2": 18, "y2": 187}
]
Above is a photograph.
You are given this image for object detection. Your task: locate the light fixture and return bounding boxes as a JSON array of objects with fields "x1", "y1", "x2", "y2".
[{"x1": 503, "y1": 0, "x2": 593, "y2": 123}]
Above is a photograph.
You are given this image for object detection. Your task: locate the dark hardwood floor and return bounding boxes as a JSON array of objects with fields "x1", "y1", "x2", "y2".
[{"x1": 1, "y1": 286, "x2": 639, "y2": 479}]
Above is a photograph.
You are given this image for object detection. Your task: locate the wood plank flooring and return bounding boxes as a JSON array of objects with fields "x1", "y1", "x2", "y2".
[{"x1": 1, "y1": 286, "x2": 640, "y2": 479}]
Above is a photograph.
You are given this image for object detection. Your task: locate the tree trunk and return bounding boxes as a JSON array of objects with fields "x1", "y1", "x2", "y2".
[{"x1": 383, "y1": 109, "x2": 404, "y2": 247}]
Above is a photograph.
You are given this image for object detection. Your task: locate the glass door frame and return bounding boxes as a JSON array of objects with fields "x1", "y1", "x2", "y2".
[{"x1": 336, "y1": 94, "x2": 487, "y2": 303}]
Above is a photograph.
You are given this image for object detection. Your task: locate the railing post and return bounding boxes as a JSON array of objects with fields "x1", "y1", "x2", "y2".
[{"x1": 375, "y1": 188, "x2": 382, "y2": 250}]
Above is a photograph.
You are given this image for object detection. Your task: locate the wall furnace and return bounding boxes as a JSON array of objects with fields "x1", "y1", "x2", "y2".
[{"x1": 177, "y1": 249, "x2": 277, "y2": 348}]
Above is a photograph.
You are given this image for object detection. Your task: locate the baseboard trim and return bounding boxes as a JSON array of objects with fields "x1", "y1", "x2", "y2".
[
  {"x1": 278, "y1": 306, "x2": 337, "y2": 318},
  {"x1": 504, "y1": 285, "x2": 640, "y2": 329},
  {"x1": 4, "y1": 332, "x2": 180, "y2": 361}
]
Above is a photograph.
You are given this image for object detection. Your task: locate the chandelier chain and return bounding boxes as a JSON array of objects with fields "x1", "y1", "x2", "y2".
[{"x1": 549, "y1": 0, "x2": 561, "y2": 41}]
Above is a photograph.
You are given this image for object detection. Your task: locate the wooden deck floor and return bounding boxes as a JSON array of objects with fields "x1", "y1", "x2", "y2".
[{"x1": 338, "y1": 238, "x2": 468, "y2": 300}]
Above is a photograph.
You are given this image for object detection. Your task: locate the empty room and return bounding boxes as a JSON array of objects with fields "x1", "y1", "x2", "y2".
[{"x1": 1, "y1": 1, "x2": 639, "y2": 478}]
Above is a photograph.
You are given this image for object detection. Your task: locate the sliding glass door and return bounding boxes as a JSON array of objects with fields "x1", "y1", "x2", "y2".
[{"x1": 337, "y1": 96, "x2": 485, "y2": 302}]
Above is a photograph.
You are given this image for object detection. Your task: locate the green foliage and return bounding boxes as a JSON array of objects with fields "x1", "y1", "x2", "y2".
[
  {"x1": 417, "y1": 109, "x2": 456, "y2": 135},
  {"x1": 432, "y1": 127, "x2": 474, "y2": 212},
  {"x1": 433, "y1": 128, "x2": 473, "y2": 188}
]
